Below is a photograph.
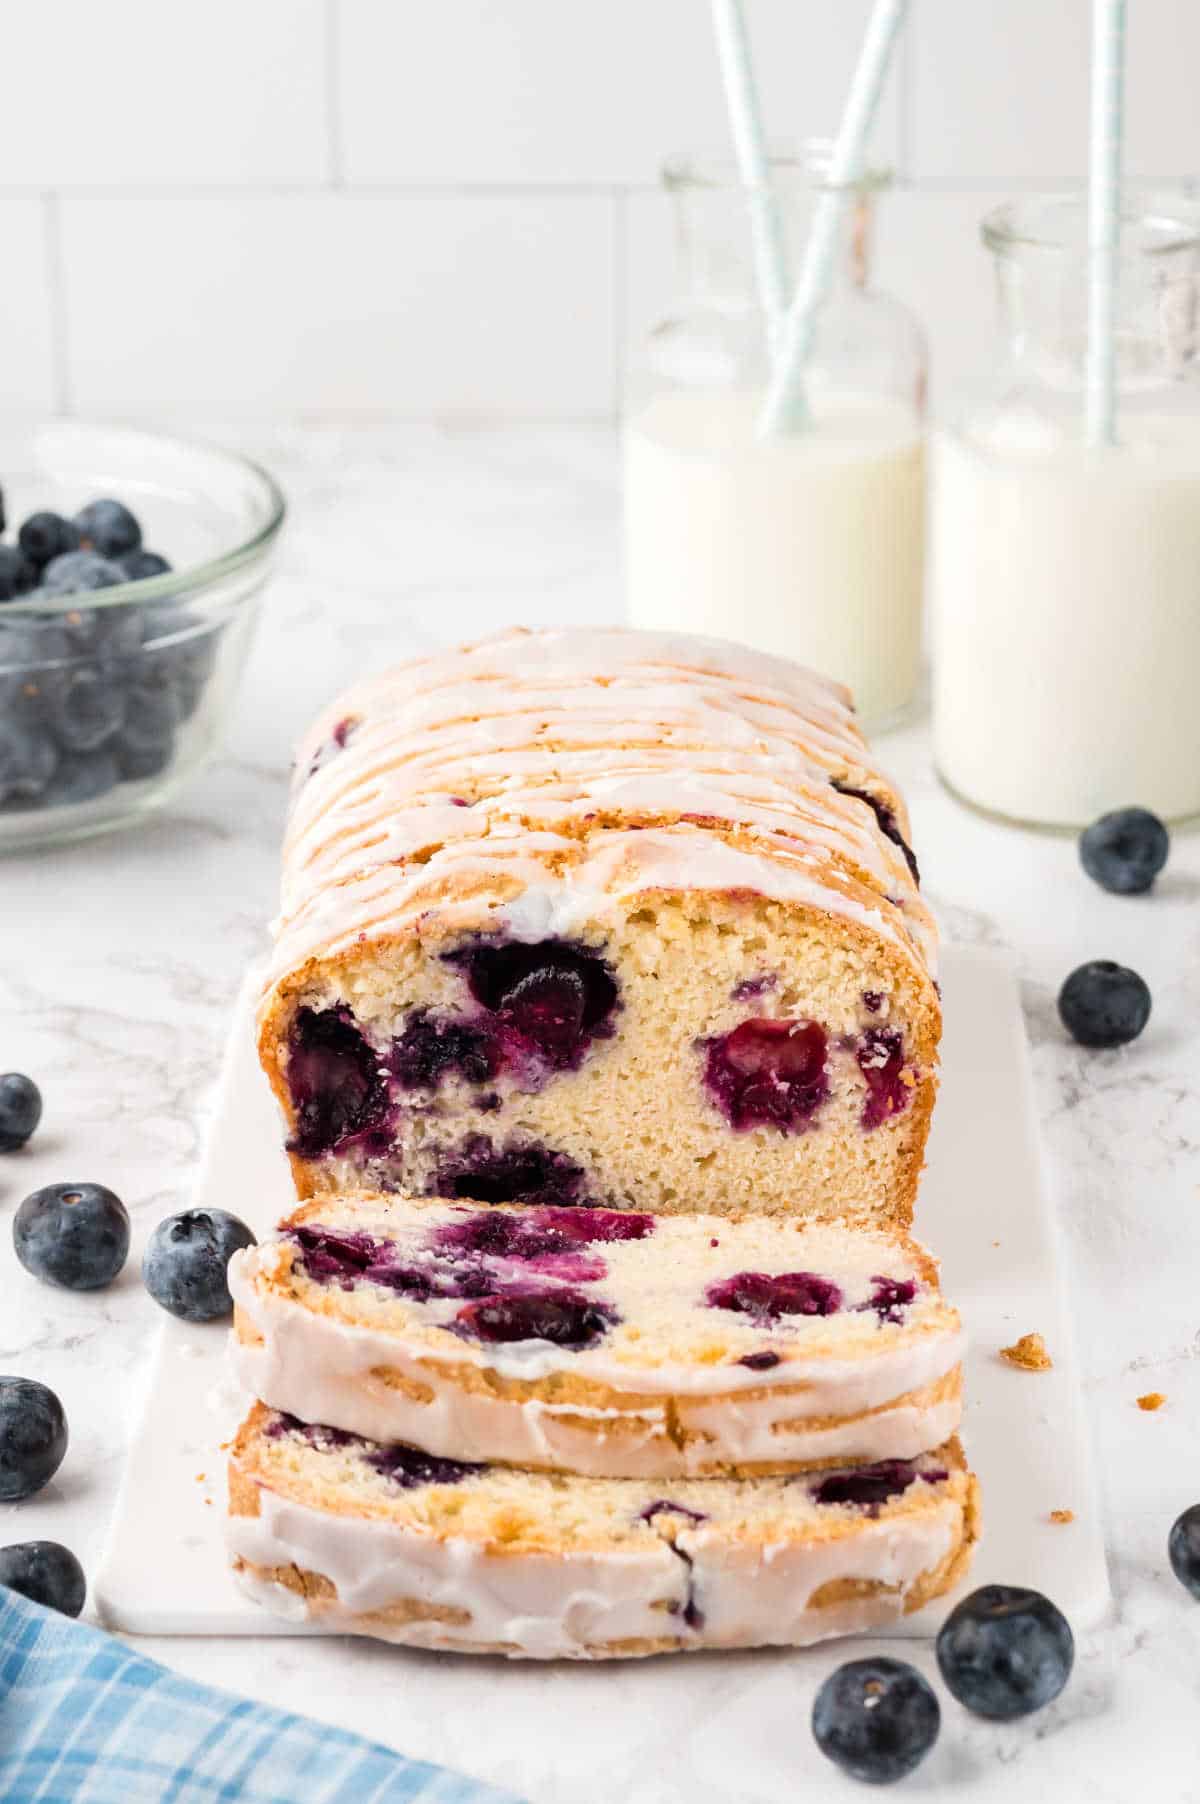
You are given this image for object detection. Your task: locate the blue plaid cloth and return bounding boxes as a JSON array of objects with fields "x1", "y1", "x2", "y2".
[{"x1": 0, "y1": 1588, "x2": 526, "y2": 1804}]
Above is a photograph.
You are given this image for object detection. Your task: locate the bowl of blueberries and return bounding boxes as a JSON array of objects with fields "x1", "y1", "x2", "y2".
[{"x1": 0, "y1": 421, "x2": 285, "y2": 850}]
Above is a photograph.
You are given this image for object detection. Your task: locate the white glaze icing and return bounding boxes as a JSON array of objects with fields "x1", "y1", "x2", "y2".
[
  {"x1": 265, "y1": 821, "x2": 935, "y2": 1004},
  {"x1": 227, "y1": 1476, "x2": 964, "y2": 1657},
  {"x1": 264, "y1": 626, "x2": 937, "y2": 1014},
  {"x1": 229, "y1": 1246, "x2": 965, "y2": 1477}
]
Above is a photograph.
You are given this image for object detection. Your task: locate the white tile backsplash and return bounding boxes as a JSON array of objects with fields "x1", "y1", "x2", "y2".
[
  {"x1": 0, "y1": 0, "x2": 329, "y2": 188},
  {"x1": 338, "y1": 0, "x2": 904, "y2": 187},
  {"x1": 0, "y1": 2, "x2": 1196, "y2": 421},
  {"x1": 0, "y1": 198, "x2": 58, "y2": 415},
  {"x1": 1124, "y1": 2, "x2": 1200, "y2": 181},
  {"x1": 621, "y1": 189, "x2": 680, "y2": 379},
  {"x1": 910, "y1": 0, "x2": 1091, "y2": 185},
  {"x1": 912, "y1": 0, "x2": 1200, "y2": 184},
  {"x1": 875, "y1": 188, "x2": 1011, "y2": 420},
  {"x1": 59, "y1": 192, "x2": 616, "y2": 420}
]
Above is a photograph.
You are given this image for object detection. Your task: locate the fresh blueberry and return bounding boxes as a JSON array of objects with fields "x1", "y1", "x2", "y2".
[
  {"x1": 142, "y1": 1208, "x2": 257, "y2": 1322},
  {"x1": 0, "y1": 1075, "x2": 42, "y2": 1152},
  {"x1": 0, "y1": 1377, "x2": 68, "y2": 1502},
  {"x1": 112, "y1": 731, "x2": 174, "y2": 783},
  {"x1": 0, "y1": 1541, "x2": 86, "y2": 1617},
  {"x1": 59, "y1": 602, "x2": 144, "y2": 661},
  {"x1": 42, "y1": 665, "x2": 126, "y2": 753},
  {"x1": 41, "y1": 550, "x2": 127, "y2": 596},
  {"x1": 0, "y1": 544, "x2": 37, "y2": 601},
  {"x1": 139, "y1": 601, "x2": 196, "y2": 645},
  {"x1": 119, "y1": 670, "x2": 181, "y2": 753},
  {"x1": 812, "y1": 1657, "x2": 940, "y2": 1784},
  {"x1": 74, "y1": 499, "x2": 142, "y2": 559},
  {"x1": 1079, "y1": 807, "x2": 1170, "y2": 895},
  {"x1": 18, "y1": 512, "x2": 81, "y2": 569},
  {"x1": 139, "y1": 613, "x2": 218, "y2": 719},
  {"x1": 936, "y1": 1584, "x2": 1074, "y2": 1720},
  {"x1": 42, "y1": 748, "x2": 120, "y2": 807},
  {"x1": 14, "y1": 1182, "x2": 131, "y2": 1291},
  {"x1": 119, "y1": 549, "x2": 171, "y2": 582},
  {"x1": 1058, "y1": 961, "x2": 1151, "y2": 1048},
  {"x1": 1168, "y1": 1503, "x2": 1200, "y2": 1600},
  {"x1": 0, "y1": 716, "x2": 58, "y2": 806},
  {"x1": 172, "y1": 645, "x2": 215, "y2": 719},
  {"x1": 0, "y1": 616, "x2": 69, "y2": 667}
]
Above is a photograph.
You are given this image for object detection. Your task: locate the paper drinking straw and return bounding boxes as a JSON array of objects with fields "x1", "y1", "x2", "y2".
[
  {"x1": 709, "y1": 0, "x2": 789, "y2": 340},
  {"x1": 757, "y1": 0, "x2": 909, "y2": 437},
  {"x1": 1086, "y1": 0, "x2": 1126, "y2": 447}
]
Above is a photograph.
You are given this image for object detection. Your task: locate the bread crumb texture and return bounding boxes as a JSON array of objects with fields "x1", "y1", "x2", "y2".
[
  {"x1": 1049, "y1": 1508, "x2": 1075, "y2": 1525},
  {"x1": 1000, "y1": 1332, "x2": 1052, "y2": 1372},
  {"x1": 1136, "y1": 1391, "x2": 1166, "y2": 1412}
]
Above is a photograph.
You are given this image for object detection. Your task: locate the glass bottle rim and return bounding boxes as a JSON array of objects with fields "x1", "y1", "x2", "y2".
[
  {"x1": 982, "y1": 190, "x2": 1200, "y2": 260},
  {"x1": 663, "y1": 139, "x2": 892, "y2": 197}
]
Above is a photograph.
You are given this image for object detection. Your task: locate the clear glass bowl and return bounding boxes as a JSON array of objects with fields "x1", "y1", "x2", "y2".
[{"x1": 0, "y1": 422, "x2": 285, "y2": 851}]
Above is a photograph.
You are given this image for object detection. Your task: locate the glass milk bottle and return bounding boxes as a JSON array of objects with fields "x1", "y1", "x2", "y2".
[
  {"x1": 624, "y1": 148, "x2": 927, "y2": 728},
  {"x1": 932, "y1": 195, "x2": 1200, "y2": 826}
]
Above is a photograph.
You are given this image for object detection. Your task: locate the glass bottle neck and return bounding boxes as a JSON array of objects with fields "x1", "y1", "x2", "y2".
[
  {"x1": 666, "y1": 153, "x2": 883, "y2": 311},
  {"x1": 984, "y1": 194, "x2": 1200, "y2": 400}
]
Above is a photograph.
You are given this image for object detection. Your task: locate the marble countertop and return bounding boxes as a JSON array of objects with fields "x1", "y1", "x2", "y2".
[{"x1": 3, "y1": 424, "x2": 1198, "y2": 1803}]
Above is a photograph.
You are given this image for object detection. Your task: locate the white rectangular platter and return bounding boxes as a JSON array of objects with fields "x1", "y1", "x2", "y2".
[{"x1": 96, "y1": 943, "x2": 1110, "y2": 1640}]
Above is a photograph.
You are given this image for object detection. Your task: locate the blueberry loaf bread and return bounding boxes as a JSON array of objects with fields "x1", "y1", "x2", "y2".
[
  {"x1": 258, "y1": 627, "x2": 939, "y2": 1224},
  {"x1": 227, "y1": 1404, "x2": 979, "y2": 1658},
  {"x1": 231, "y1": 1194, "x2": 964, "y2": 1478}
]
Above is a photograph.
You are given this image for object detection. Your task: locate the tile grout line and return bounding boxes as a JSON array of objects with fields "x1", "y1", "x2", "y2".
[
  {"x1": 324, "y1": 0, "x2": 346, "y2": 188},
  {"x1": 42, "y1": 190, "x2": 73, "y2": 416},
  {"x1": 0, "y1": 176, "x2": 1113, "y2": 199},
  {"x1": 610, "y1": 188, "x2": 627, "y2": 427}
]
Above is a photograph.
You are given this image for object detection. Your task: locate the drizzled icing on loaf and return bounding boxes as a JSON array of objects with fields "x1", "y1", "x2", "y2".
[{"x1": 266, "y1": 627, "x2": 935, "y2": 999}]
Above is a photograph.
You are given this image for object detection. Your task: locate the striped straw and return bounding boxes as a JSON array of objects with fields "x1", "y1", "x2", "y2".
[
  {"x1": 709, "y1": 0, "x2": 789, "y2": 342},
  {"x1": 1086, "y1": 0, "x2": 1126, "y2": 447},
  {"x1": 757, "y1": 0, "x2": 909, "y2": 438}
]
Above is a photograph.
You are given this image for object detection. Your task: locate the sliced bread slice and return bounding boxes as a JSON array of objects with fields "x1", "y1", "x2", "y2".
[
  {"x1": 230, "y1": 1193, "x2": 964, "y2": 1478},
  {"x1": 228, "y1": 1403, "x2": 979, "y2": 1659}
]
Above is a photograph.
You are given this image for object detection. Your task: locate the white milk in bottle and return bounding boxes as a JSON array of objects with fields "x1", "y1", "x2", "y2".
[
  {"x1": 625, "y1": 386, "x2": 924, "y2": 725},
  {"x1": 931, "y1": 194, "x2": 1200, "y2": 826},
  {"x1": 625, "y1": 150, "x2": 927, "y2": 727},
  {"x1": 933, "y1": 411, "x2": 1200, "y2": 824}
]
